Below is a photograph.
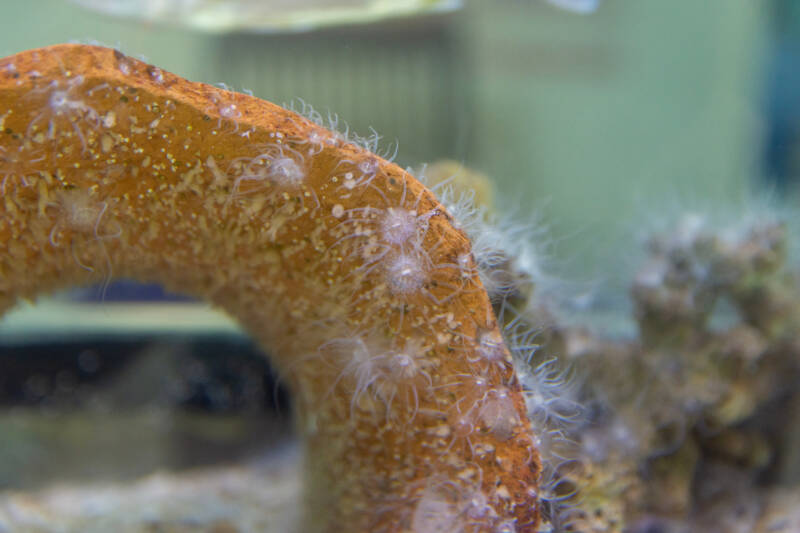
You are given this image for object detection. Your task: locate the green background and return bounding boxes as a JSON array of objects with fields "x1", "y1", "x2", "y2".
[{"x1": 0, "y1": 0, "x2": 767, "y2": 278}]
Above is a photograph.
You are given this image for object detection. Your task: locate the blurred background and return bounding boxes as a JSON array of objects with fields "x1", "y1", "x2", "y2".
[
  {"x1": 0, "y1": 0, "x2": 775, "y2": 272},
  {"x1": 0, "y1": 0, "x2": 793, "y2": 512}
]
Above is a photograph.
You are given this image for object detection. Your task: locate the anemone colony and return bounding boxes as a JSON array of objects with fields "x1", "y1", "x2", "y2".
[{"x1": 0, "y1": 45, "x2": 556, "y2": 532}]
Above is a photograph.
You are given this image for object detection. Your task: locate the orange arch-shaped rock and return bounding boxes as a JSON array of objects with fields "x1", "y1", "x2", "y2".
[{"x1": 0, "y1": 44, "x2": 539, "y2": 532}]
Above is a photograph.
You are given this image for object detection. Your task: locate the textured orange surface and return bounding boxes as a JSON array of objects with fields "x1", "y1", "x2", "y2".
[{"x1": 0, "y1": 44, "x2": 539, "y2": 531}]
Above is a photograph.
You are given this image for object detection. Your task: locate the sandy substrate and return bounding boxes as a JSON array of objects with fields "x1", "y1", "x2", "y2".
[{"x1": 0, "y1": 444, "x2": 300, "y2": 533}]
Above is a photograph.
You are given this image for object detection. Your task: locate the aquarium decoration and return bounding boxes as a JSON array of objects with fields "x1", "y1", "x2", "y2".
[
  {"x1": 66, "y1": 0, "x2": 463, "y2": 33},
  {"x1": 0, "y1": 44, "x2": 541, "y2": 532}
]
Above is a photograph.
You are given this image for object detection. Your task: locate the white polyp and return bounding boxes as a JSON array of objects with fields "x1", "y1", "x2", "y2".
[
  {"x1": 304, "y1": 130, "x2": 328, "y2": 155},
  {"x1": 389, "y1": 352, "x2": 417, "y2": 380},
  {"x1": 358, "y1": 158, "x2": 378, "y2": 175},
  {"x1": 42, "y1": 77, "x2": 91, "y2": 120},
  {"x1": 465, "y1": 491, "x2": 492, "y2": 520},
  {"x1": 270, "y1": 156, "x2": 304, "y2": 186},
  {"x1": 323, "y1": 336, "x2": 384, "y2": 413},
  {"x1": 477, "y1": 330, "x2": 507, "y2": 364},
  {"x1": 49, "y1": 90, "x2": 69, "y2": 110},
  {"x1": 381, "y1": 207, "x2": 418, "y2": 245},
  {"x1": 307, "y1": 130, "x2": 324, "y2": 145},
  {"x1": 518, "y1": 357, "x2": 583, "y2": 430},
  {"x1": 457, "y1": 252, "x2": 475, "y2": 278},
  {"x1": 233, "y1": 145, "x2": 309, "y2": 194},
  {"x1": 149, "y1": 67, "x2": 164, "y2": 83},
  {"x1": 452, "y1": 413, "x2": 474, "y2": 438},
  {"x1": 220, "y1": 103, "x2": 238, "y2": 119},
  {"x1": 385, "y1": 251, "x2": 428, "y2": 294},
  {"x1": 412, "y1": 490, "x2": 461, "y2": 533},
  {"x1": 478, "y1": 387, "x2": 520, "y2": 441}
]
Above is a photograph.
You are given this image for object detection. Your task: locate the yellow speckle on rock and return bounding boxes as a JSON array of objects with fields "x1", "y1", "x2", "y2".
[{"x1": 100, "y1": 133, "x2": 114, "y2": 153}]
